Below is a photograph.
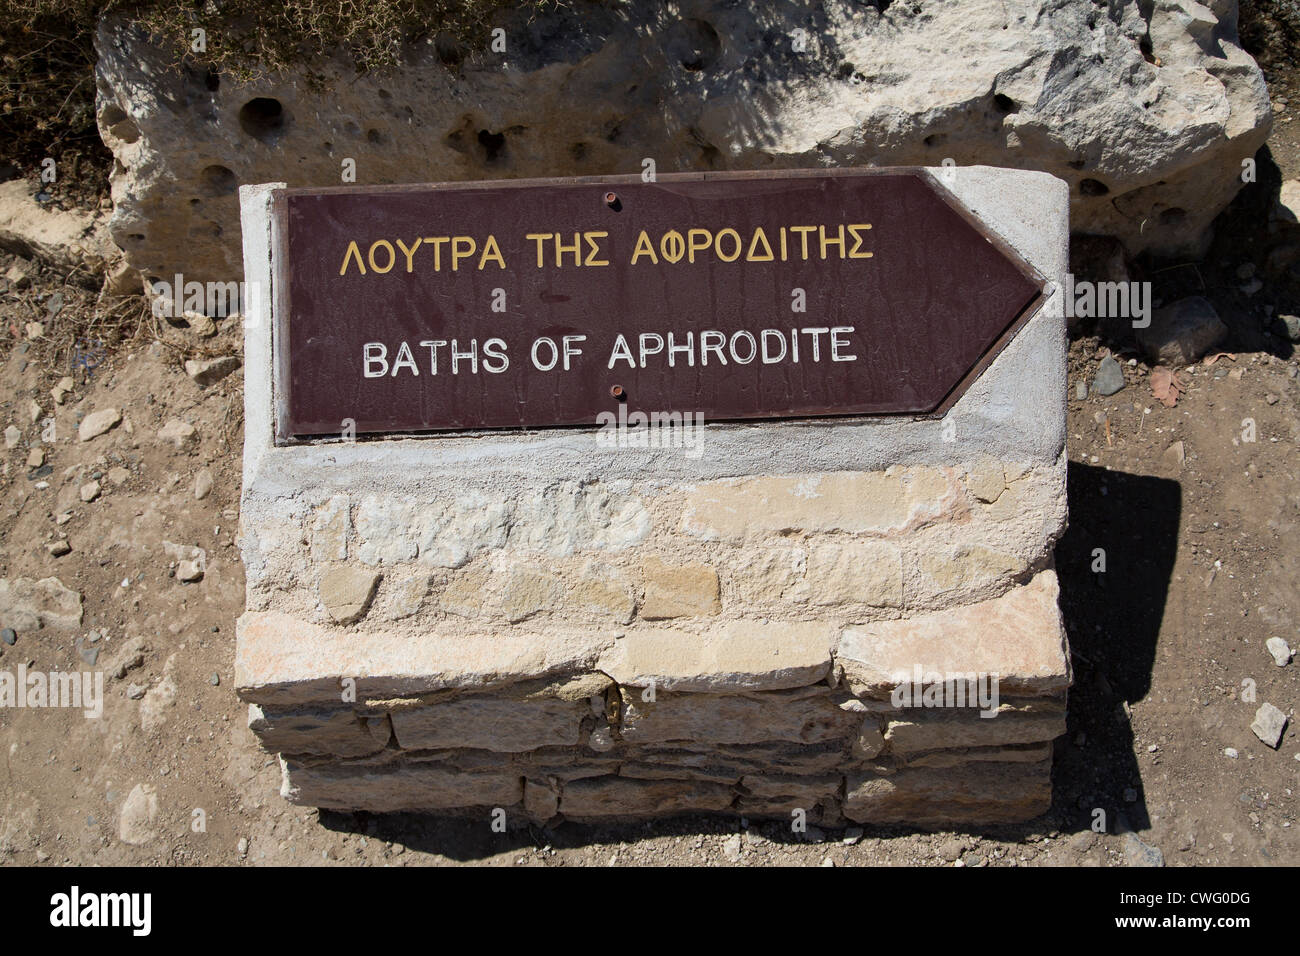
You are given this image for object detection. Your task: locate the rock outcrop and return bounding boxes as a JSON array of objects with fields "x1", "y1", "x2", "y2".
[{"x1": 95, "y1": 0, "x2": 1270, "y2": 300}]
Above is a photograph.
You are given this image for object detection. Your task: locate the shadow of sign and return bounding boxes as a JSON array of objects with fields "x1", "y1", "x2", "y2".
[{"x1": 1052, "y1": 461, "x2": 1182, "y2": 833}]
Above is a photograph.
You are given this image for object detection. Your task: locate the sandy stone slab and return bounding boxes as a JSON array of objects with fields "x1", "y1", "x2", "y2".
[
  {"x1": 559, "y1": 776, "x2": 735, "y2": 819},
  {"x1": 248, "y1": 704, "x2": 391, "y2": 758},
  {"x1": 281, "y1": 759, "x2": 524, "y2": 812},
  {"x1": 619, "y1": 689, "x2": 860, "y2": 747},
  {"x1": 838, "y1": 569, "x2": 1069, "y2": 698},
  {"x1": 681, "y1": 468, "x2": 966, "y2": 542},
  {"x1": 389, "y1": 696, "x2": 586, "y2": 753},
  {"x1": 902, "y1": 742, "x2": 1053, "y2": 769},
  {"x1": 844, "y1": 760, "x2": 1052, "y2": 825},
  {"x1": 235, "y1": 610, "x2": 611, "y2": 706},
  {"x1": 884, "y1": 705, "x2": 1067, "y2": 755},
  {"x1": 598, "y1": 620, "x2": 835, "y2": 693}
]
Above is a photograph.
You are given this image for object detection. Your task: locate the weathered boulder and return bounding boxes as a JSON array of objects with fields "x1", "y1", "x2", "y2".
[
  {"x1": 94, "y1": 0, "x2": 1270, "y2": 297},
  {"x1": 1137, "y1": 294, "x2": 1229, "y2": 364}
]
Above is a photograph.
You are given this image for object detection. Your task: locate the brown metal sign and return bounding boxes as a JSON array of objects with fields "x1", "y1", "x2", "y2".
[{"x1": 273, "y1": 169, "x2": 1045, "y2": 439}]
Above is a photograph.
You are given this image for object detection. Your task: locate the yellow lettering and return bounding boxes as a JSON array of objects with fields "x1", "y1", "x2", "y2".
[
  {"x1": 478, "y1": 234, "x2": 506, "y2": 270},
  {"x1": 525, "y1": 233, "x2": 552, "y2": 268},
  {"x1": 789, "y1": 225, "x2": 816, "y2": 260},
  {"x1": 660, "y1": 230, "x2": 685, "y2": 264},
  {"x1": 745, "y1": 228, "x2": 774, "y2": 262},
  {"x1": 848, "y1": 223, "x2": 874, "y2": 259},
  {"x1": 819, "y1": 224, "x2": 845, "y2": 259},
  {"x1": 339, "y1": 240, "x2": 366, "y2": 276},
  {"x1": 368, "y1": 239, "x2": 395, "y2": 274},
  {"x1": 715, "y1": 228, "x2": 741, "y2": 262},
  {"x1": 424, "y1": 236, "x2": 449, "y2": 270},
  {"x1": 554, "y1": 232, "x2": 582, "y2": 267},
  {"x1": 583, "y1": 231, "x2": 609, "y2": 266},
  {"x1": 451, "y1": 236, "x2": 476, "y2": 271},
  {"x1": 396, "y1": 237, "x2": 423, "y2": 272},
  {"x1": 630, "y1": 230, "x2": 658, "y2": 264},
  {"x1": 687, "y1": 228, "x2": 712, "y2": 263}
]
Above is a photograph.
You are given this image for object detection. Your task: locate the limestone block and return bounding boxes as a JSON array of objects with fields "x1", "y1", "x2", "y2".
[
  {"x1": 567, "y1": 560, "x2": 635, "y2": 624},
  {"x1": 282, "y1": 760, "x2": 523, "y2": 812},
  {"x1": 523, "y1": 779, "x2": 560, "y2": 820},
  {"x1": 804, "y1": 539, "x2": 904, "y2": 607},
  {"x1": 913, "y1": 544, "x2": 1025, "y2": 600},
  {"x1": 235, "y1": 610, "x2": 611, "y2": 707},
  {"x1": 559, "y1": 776, "x2": 735, "y2": 819},
  {"x1": 739, "y1": 773, "x2": 841, "y2": 804},
  {"x1": 639, "y1": 557, "x2": 721, "y2": 619},
  {"x1": 964, "y1": 457, "x2": 1006, "y2": 503},
  {"x1": 619, "y1": 688, "x2": 859, "y2": 746},
  {"x1": 248, "y1": 704, "x2": 391, "y2": 757},
  {"x1": 598, "y1": 620, "x2": 835, "y2": 692},
  {"x1": 844, "y1": 760, "x2": 1052, "y2": 825},
  {"x1": 388, "y1": 696, "x2": 586, "y2": 753},
  {"x1": 438, "y1": 562, "x2": 491, "y2": 618},
  {"x1": 726, "y1": 547, "x2": 806, "y2": 604},
  {"x1": 682, "y1": 468, "x2": 966, "y2": 543},
  {"x1": 507, "y1": 480, "x2": 651, "y2": 555},
  {"x1": 309, "y1": 494, "x2": 350, "y2": 562},
  {"x1": 638, "y1": 743, "x2": 846, "y2": 777},
  {"x1": 497, "y1": 565, "x2": 562, "y2": 624},
  {"x1": 839, "y1": 569, "x2": 1070, "y2": 698},
  {"x1": 903, "y1": 742, "x2": 1053, "y2": 769},
  {"x1": 318, "y1": 566, "x2": 380, "y2": 624},
  {"x1": 883, "y1": 704, "x2": 1067, "y2": 755},
  {"x1": 354, "y1": 492, "x2": 512, "y2": 568},
  {"x1": 375, "y1": 571, "x2": 429, "y2": 621}
]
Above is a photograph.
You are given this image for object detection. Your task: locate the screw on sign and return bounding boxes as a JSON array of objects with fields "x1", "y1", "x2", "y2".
[{"x1": 275, "y1": 169, "x2": 1046, "y2": 439}]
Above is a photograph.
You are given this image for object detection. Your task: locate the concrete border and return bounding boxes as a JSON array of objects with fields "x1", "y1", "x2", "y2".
[{"x1": 238, "y1": 166, "x2": 1067, "y2": 498}]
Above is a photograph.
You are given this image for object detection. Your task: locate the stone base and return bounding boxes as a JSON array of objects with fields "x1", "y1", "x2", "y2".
[
  {"x1": 238, "y1": 569, "x2": 1069, "y2": 827},
  {"x1": 235, "y1": 166, "x2": 1072, "y2": 828}
]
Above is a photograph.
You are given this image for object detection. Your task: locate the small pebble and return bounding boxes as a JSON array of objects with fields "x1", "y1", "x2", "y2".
[{"x1": 1, "y1": 628, "x2": 16, "y2": 646}]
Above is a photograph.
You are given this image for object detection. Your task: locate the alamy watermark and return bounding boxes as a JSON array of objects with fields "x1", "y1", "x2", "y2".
[
  {"x1": 149, "y1": 273, "x2": 261, "y2": 320},
  {"x1": 595, "y1": 405, "x2": 705, "y2": 458},
  {"x1": 49, "y1": 886, "x2": 150, "y2": 936},
  {"x1": 0, "y1": 665, "x2": 103, "y2": 719},
  {"x1": 1060, "y1": 274, "x2": 1152, "y2": 328},
  {"x1": 890, "y1": 665, "x2": 1001, "y2": 718}
]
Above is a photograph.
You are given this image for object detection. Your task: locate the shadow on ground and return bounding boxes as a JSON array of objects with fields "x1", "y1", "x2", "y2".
[{"x1": 1049, "y1": 462, "x2": 1182, "y2": 836}]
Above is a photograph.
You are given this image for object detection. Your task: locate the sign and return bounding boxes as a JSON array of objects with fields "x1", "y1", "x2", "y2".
[{"x1": 274, "y1": 170, "x2": 1046, "y2": 439}]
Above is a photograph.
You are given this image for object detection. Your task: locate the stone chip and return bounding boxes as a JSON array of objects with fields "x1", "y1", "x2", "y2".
[
  {"x1": 319, "y1": 566, "x2": 381, "y2": 624},
  {"x1": 78, "y1": 407, "x2": 122, "y2": 442}
]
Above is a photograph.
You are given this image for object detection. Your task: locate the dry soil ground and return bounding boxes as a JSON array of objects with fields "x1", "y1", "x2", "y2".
[{"x1": 0, "y1": 73, "x2": 1296, "y2": 873}]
